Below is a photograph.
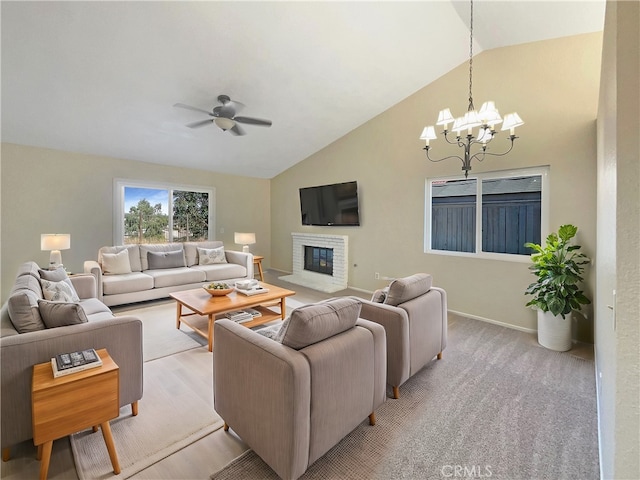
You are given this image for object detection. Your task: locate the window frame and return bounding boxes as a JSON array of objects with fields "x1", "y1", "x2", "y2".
[
  {"x1": 424, "y1": 166, "x2": 550, "y2": 263},
  {"x1": 114, "y1": 179, "x2": 215, "y2": 245}
]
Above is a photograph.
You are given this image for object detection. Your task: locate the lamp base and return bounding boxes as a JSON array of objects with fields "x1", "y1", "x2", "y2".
[
  {"x1": 242, "y1": 245, "x2": 250, "y2": 253},
  {"x1": 49, "y1": 250, "x2": 63, "y2": 269}
]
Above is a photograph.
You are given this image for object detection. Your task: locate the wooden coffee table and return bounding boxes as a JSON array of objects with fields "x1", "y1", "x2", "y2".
[{"x1": 170, "y1": 282, "x2": 296, "y2": 352}]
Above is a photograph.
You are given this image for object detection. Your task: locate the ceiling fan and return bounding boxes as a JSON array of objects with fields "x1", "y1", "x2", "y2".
[{"x1": 174, "y1": 95, "x2": 272, "y2": 136}]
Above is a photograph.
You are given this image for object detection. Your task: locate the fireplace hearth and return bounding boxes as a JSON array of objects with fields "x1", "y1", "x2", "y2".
[{"x1": 280, "y1": 233, "x2": 348, "y2": 293}]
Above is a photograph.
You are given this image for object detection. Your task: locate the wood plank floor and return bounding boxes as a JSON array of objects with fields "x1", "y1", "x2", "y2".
[{"x1": 0, "y1": 271, "x2": 370, "y2": 480}]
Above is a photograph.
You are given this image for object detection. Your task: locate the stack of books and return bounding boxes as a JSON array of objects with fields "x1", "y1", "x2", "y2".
[
  {"x1": 235, "y1": 286, "x2": 269, "y2": 296},
  {"x1": 51, "y1": 348, "x2": 102, "y2": 378},
  {"x1": 224, "y1": 308, "x2": 263, "y2": 323},
  {"x1": 225, "y1": 311, "x2": 253, "y2": 323}
]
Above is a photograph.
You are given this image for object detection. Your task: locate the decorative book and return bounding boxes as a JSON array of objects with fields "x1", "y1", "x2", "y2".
[
  {"x1": 235, "y1": 287, "x2": 270, "y2": 296},
  {"x1": 51, "y1": 348, "x2": 103, "y2": 378},
  {"x1": 224, "y1": 310, "x2": 253, "y2": 323}
]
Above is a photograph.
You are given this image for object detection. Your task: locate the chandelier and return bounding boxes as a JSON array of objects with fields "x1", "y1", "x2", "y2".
[{"x1": 420, "y1": 0, "x2": 523, "y2": 178}]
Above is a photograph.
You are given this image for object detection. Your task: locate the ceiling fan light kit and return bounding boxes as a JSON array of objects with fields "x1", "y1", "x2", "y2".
[
  {"x1": 419, "y1": 0, "x2": 523, "y2": 178},
  {"x1": 174, "y1": 94, "x2": 272, "y2": 136}
]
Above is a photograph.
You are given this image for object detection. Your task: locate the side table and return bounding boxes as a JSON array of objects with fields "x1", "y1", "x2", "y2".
[
  {"x1": 32, "y1": 348, "x2": 121, "y2": 479},
  {"x1": 253, "y1": 255, "x2": 265, "y2": 282}
]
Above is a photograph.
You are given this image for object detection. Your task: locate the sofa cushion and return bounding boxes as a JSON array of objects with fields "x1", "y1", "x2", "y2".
[
  {"x1": 198, "y1": 246, "x2": 227, "y2": 265},
  {"x1": 190, "y1": 263, "x2": 247, "y2": 282},
  {"x1": 371, "y1": 288, "x2": 388, "y2": 303},
  {"x1": 38, "y1": 300, "x2": 88, "y2": 328},
  {"x1": 143, "y1": 267, "x2": 206, "y2": 288},
  {"x1": 102, "y1": 272, "x2": 155, "y2": 295},
  {"x1": 39, "y1": 267, "x2": 78, "y2": 293},
  {"x1": 99, "y1": 245, "x2": 141, "y2": 272},
  {"x1": 184, "y1": 241, "x2": 224, "y2": 267},
  {"x1": 79, "y1": 298, "x2": 114, "y2": 318},
  {"x1": 384, "y1": 273, "x2": 433, "y2": 306},
  {"x1": 40, "y1": 279, "x2": 80, "y2": 302},
  {"x1": 147, "y1": 250, "x2": 186, "y2": 270},
  {"x1": 102, "y1": 249, "x2": 133, "y2": 275},
  {"x1": 139, "y1": 244, "x2": 184, "y2": 271},
  {"x1": 278, "y1": 297, "x2": 362, "y2": 350}
]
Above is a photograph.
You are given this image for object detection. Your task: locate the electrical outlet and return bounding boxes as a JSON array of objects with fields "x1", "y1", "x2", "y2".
[{"x1": 375, "y1": 272, "x2": 380, "y2": 280}]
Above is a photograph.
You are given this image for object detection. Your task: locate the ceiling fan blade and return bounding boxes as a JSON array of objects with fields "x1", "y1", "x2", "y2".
[
  {"x1": 174, "y1": 103, "x2": 213, "y2": 116},
  {"x1": 185, "y1": 119, "x2": 215, "y2": 129},
  {"x1": 229, "y1": 124, "x2": 246, "y2": 136},
  {"x1": 234, "y1": 116, "x2": 272, "y2": 127}
]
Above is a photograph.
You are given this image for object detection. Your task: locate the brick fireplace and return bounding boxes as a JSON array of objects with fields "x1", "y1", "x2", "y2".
[{"x1": 280, "y1": 233, "x2": 348, "y2": 293}]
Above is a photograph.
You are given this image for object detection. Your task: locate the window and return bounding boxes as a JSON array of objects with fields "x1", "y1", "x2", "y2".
[
  {"x1": 114, "y1": 180, "x2": 215, "y2": 245},
  {"x1": 425, "y1": 167, "x2": 549, "y2": 261}
]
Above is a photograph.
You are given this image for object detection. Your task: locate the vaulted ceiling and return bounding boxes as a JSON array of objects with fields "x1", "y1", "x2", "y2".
[{"x1": 1, "y1": 1, "x2": 605, "y2": 178}]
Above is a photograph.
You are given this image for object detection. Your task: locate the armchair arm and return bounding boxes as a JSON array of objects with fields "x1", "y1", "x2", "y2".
[
  {"x1": 359, "y1": 300, "x2": 411, "y2": 389},
  {"x1": 214, "y1": 320, "x2": 310, "y2": 480},
  {"x1": 224, "y1": 250, "x2": 254, "y2": 279},
  {"x1": 84, "y1": 260, "x2": 103, "y2": 300},
  {"x1": 70, "y1": 274, "x2": 97, "y2": 299},
  {"x1": 1, "y1": 316, "x2": 143, "y2": 449}
]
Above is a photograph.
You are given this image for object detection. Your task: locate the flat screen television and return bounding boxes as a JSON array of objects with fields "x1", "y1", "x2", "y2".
[{"x1": 299, "y1": 181, "x2": 360, "y2": 226}]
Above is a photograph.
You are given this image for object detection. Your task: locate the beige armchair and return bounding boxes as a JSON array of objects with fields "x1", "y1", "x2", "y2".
[
  {"x1": 213, "y1": 297, "x2": 386, "y2": 480},
  {"x1": 359, "y1": 273, "x2": 447, "y2": 399}
]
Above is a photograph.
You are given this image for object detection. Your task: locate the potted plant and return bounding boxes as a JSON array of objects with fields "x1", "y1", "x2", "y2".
[{"x1": 524, "y1": 224, "x2": 591, "y2": 351}]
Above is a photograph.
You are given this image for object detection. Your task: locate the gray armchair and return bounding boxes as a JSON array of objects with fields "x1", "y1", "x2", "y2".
[
  {"x1": 213, "y1": 297, "x2": 386, "y2": 480},
  {"x1": 359, "y1": 273, "x2": 447, "y2": 399}
]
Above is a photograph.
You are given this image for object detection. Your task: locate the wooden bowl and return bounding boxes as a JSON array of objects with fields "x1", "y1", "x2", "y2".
[{"x1": 203, "y1": 285, "x2": 234, "y2": 296}]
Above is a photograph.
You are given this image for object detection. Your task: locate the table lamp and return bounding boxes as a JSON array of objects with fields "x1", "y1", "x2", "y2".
[
  {"x1": 234, "y1": 232, "x2": 256, "y2": 253},
  {"x1": 41, "y1": 234, "x2": 71, "y2": 269}
]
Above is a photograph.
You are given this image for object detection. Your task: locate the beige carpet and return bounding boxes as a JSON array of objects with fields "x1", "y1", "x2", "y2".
[
  {"x1": 70, "y1": 347, "x2": 223, "y2": 479},
  {"x1": 211, "y1": 315, "x2": 599, "y2": 480}
]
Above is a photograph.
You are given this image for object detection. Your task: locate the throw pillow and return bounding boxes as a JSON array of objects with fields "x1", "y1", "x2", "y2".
[
  {"x1": 371, "y1": 287, "x2": 388, "y2": 303},
  {"x1": 383, "y1": 273, "x2": 433, "y2": 306},
  {"x1": 38, "y1": 300, "x2": 88, "y2": 328},
  {"x1": 7, "y1": 290, "x2": 46, "y2": 333},
  {"x1": 278, "y1": 297, "x2": 362, "y2": 350},
  {"x1": 102, "y1": 249, "x2": 132, "y2": 275},
  {"x1": 198, "y1": 246, "x2": 227, "y2": 265},
  {"x1": 40, "y1": 279, "x2": 80, "y2": 302},
  {"x1": 38, "y1": 266, "x2": 68, "y2": 282},
  {"x1": 255, "y1": 323, "x2": 283, "y2": 341},
  {"x1": 147, "y1": 250, "x2": 186, "y2": 270}
]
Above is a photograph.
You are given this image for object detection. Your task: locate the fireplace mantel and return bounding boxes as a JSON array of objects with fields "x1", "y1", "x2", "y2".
[{"x1": 280, "y1": 233, "x2": 348, "y2": 293}]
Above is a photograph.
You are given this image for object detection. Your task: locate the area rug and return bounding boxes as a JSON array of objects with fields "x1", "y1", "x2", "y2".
[
  {"x1": 70, "y1": 348, "x2": 224, "y2": 479},
  {"x1": 114, "y1": 300, "x2": 207, "y2": 361},
  {"x1": 210, "y1": 315, "x2": 599, "y2": 480}
]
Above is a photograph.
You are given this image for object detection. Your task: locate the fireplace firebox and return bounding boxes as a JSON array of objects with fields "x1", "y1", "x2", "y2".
[{"x1": 304, "y1": 246, "x2": 333, "y2": 275}]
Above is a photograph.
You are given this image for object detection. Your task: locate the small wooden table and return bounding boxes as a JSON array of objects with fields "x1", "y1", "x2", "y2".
[
  {"x1": 253, "y1": 255, "x2": 265, "y2": 281},
  {"x1": 31, "y1": 349, "x2": 120, "y2": 480},
  {"x1": 170, "y1": 282, "x2": 295, "y2": 352}
]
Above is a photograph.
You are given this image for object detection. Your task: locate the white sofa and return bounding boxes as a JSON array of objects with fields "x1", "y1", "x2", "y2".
[{"x1": 84, "y1": 241, "x2": 253, "y2": 307}]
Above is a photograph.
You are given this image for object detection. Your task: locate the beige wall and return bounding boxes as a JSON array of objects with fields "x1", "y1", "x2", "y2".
[
  {"x1": 0, "y1": 143, "x2": 270, "y2": 301},
  {"x1": 596, "y1": 1, "x2": 640, "y2": 478},
  {"x1": 272, "y1": 32, "x2": 602, "y2": 338}
]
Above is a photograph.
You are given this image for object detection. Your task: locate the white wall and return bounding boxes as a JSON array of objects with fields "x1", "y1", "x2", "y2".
[
  {"x1": 271, "y1": 33, "x2": 601, "y2": 340},
  {"x1": 596, "y1": 1, "x2": 640, "y2": 478},
  {"x1": 0, "y1": 143, "x2": 271, "y2": 301}
]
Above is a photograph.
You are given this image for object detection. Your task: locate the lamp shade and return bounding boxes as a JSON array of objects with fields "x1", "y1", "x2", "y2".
[
  {"x1": 41, "y1": 234, "x2": 71, "y2": 251},
  {"x1": 234, "y1": 232, "x2": 256, "y2": 245},
  {"x1": 501, "y1": 113, "x2": 524, "y2": 132},
  {"x1": 215, "y1": 117, "x2": 236, "y2": 131}
]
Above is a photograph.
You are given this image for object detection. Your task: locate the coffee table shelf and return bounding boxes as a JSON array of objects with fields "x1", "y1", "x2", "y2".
[{"x1": 170, "y1": 283, "x2": 295, "y2": 352}]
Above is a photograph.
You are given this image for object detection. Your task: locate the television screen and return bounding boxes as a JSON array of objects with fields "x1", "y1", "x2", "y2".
[{"x1": 299, "y1": 181, "x2": 360, "y2": 226}]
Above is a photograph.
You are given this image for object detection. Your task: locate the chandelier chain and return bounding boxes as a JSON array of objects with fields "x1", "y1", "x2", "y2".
[{"x1": 468, "y1": 0, "x2": 474, "y2": 112}]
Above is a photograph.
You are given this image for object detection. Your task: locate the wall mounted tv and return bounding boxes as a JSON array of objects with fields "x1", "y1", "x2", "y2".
[{"x1": 299, "y1": 181, "x2": 360, "y2": 226}]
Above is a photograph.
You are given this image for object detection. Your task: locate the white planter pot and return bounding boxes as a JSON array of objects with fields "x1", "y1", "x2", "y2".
[{"x1": 537, "y1": 310, "x2": 572, "y2": 352}]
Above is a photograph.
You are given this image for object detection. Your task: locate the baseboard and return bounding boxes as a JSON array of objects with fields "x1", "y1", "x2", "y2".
[{"x1": 449, "y1": 309, "x2": 537, "y2": 334}]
